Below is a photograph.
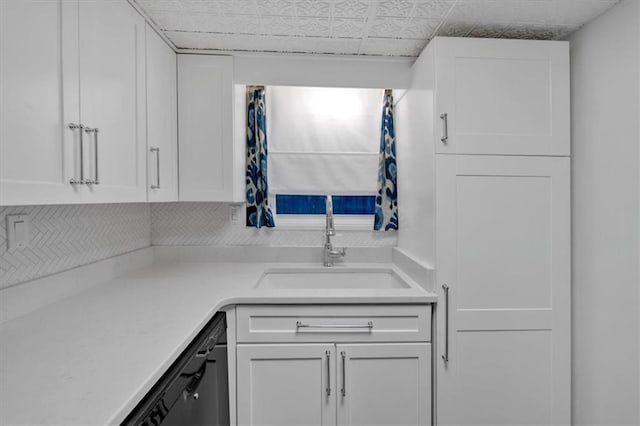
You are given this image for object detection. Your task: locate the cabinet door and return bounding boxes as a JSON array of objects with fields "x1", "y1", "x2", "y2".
[
  {"x1": 434, "y1": 37, "x2": 569, "y2": 156},
  {"x1": 178, "y1": 55, "x2": 239, "y2": 201},
  {"x1": 0, "y1": 0, "x2": 81, "y2": 205},
  {"x1": 79, "y1": 0, "x2": 146, "y2": 203},
  {"x1": 237, "y1": 344, "x2": 335, "y2": 426},
  {"x1": 146, "y1": 24, "x2": 178, "y2": 202},
  {"x1": 435, "y1": 155, "x2": 570, "y2": 425},
  {"x1": 337, "y1": 343, "x2": 431, "y2": 426}
]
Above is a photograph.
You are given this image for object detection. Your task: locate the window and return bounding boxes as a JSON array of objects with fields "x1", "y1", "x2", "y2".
[{"x1": 266, "y1": 86, "x2": 384, "y2": 229}]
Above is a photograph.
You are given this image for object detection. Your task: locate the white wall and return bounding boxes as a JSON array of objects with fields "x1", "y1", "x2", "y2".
[
  {"x1": 232, "y1": 52, "x2": 412, "y2": 88},
  {"x1": 395, "y1": 45, "x2": 436, "y2": 267},
  {"x1": 568, "y1": 0, "x2": 640, "y2": 424}
]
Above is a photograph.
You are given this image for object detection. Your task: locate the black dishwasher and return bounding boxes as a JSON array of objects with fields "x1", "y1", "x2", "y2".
[{"x1": 123, "y1": 312, "x2": 229, "y2": 426}]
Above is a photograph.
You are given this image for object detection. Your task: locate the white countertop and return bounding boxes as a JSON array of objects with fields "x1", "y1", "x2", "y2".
[{"x1": 0, "y1": 257, "x2": 435, "y2": 425}]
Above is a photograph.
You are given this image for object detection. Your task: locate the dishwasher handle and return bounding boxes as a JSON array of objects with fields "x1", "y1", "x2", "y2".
[{"x1": 183, "y1": 361, "x2": 207, "y2": 400}]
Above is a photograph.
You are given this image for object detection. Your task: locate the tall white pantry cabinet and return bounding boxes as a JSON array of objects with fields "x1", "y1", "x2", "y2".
[{"x1": 397, "y1": 37, "x2": 571, "y2": 425}]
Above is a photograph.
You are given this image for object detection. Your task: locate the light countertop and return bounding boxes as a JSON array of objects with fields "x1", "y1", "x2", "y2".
[{"x1": 0, "y1": 258, "x2": 435, "y2": 425}]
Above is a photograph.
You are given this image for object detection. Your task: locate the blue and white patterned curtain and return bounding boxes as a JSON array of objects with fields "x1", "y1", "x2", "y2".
[
  {"x1": 246, "y1": 86, "x2": 275, "y2": 228},
  {"x1": 374, "y1": 89, "x2": 398, "y2": 231}
]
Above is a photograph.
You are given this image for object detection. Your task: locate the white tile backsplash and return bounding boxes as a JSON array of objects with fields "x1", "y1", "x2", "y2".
[
  {"x1": 0, "y1": 201, "x2": 397, "y2": 288},
  {"x1": 151, "y1": 202, "x2": 397, "y2": 247},
  {"x1": 0, "y1": 204, "x2": 151, "y2": 289}
]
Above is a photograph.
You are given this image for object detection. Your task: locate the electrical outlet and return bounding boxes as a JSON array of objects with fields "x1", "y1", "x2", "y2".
[
  {"x1": 6, "y1": 213, "x2": 30, "y2": 251},
  {"x1": 229, "y1": 204, "x2": 242, "y2": 225}
]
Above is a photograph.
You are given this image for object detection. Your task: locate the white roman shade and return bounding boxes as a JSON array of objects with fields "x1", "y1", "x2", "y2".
[{"x1": 267, "y1": 86, "x2": 383, "y2": 195}]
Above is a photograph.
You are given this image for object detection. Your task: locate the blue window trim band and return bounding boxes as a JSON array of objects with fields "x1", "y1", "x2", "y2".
[{"x1": 275, "y1": 194, "x2": 375, "y2": 215}]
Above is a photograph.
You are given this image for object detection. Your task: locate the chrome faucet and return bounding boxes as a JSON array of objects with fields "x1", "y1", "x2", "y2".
[{"x1": 324, "y1": 195, "x2": 346, "y2": 267}]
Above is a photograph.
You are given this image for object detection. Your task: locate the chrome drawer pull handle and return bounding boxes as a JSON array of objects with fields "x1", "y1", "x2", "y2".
[
  {"x1": 440, "y1": 113, "x2": 449, "y2": 144},
  {"x1": 150, "y1": 147, "x2": 160, "y2": 189},
  {"x1": 68, "y1": 123, "x2": 85, "y2": 185},
  {"x1": 442, "y1": 284, "x2": 450, "y2": 364},
  {"x1": 295, "y1": 321, "x2": 373, "y2": 330},
  {"x1": 340, "y1": 351, "x2": 346, "y2": 397},
  {"x1": 83, "y1": 127, "x2": 99, "y2": 185},
  {"x1": 326, "y1": 350, "x2": 331, "y2": 396}
]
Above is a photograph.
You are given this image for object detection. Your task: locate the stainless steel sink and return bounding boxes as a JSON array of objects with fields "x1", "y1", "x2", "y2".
[{"x1": 255, "y1": 268, "x2": 411, "y2": 290}]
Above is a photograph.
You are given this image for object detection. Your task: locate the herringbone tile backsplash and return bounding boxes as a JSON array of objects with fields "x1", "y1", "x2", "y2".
[
  {"x1": 0, "y1": 202, "x2": 396, "y2": 289},
  {"x1": 151, "y1": 202, "x2": 397, "y2": 247},
  {"x1": 0, "y1": 204, "x2": 151, "y2": 289}
]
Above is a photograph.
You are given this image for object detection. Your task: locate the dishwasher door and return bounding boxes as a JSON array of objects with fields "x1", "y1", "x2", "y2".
[
  {"x1": 124, "y1": 312, "x2": 229, "y2": 426},
  {"x1": 162, "y1": 344, "x2": 229, "y2": 426}
]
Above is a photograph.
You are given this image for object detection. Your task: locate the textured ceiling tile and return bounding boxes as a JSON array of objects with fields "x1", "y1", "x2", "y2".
[
  {"x1": 375, "y1": 0, "x2": 417, "y2": 17},
  {"x1": 157, "y1": 13, "x2": 262, "y2": 33},
  {"x1": 180, "y1": 0, "x2": 225, "y2": 14},
  {"x1": 466, "y1": 23, "x2": 512, "y2": 38},
  {"x1": 435, "y1": 21, "x2": 475, "y2": 37},
  {"x1": 261, "y1": 17, "x2": 299, "y2": 36},
  {"x1": 368, "y1": 18, "x2": 407, "y2": 38},
  {"x1": 447, "y1": 0, "x2": 514, "y2": 23},
  {"x1": 360, "y1": 37, "x2": 426, "y2": 56},
  {"x1": 216, "y1": 0, "x2": 258, "y2": 15},
  {"x1": 499, "y1": 24, "x2": 574, "y2": 40},
  {"x1": 216, "y1": 16, "x2": 263, "y2": 33},
  {"x1": 334, "y1": 0, "x2": 371, "y2": 18},
  {"x1": 295, "y1": 0, "x2": 332, "y2": 17},
  {"x1": 331, "y1": 18, "x2": 367, "y2": 38},
  {"x1": 135, "y1": 0, "x2": 185, "y2": 12},
  {"x1": 297, "y1": 18, "x2": 332, "y2": 36},
  {"x1": 150, "y1": 10, "x2": 188, "y2": 30},
  {"x1": 164, "y1": 31, "x2": 224, "y2": 49},
  {"x1": 257, "y1": 0, "x2": 297, "y2": 16},
  {"x1": 412, "y1": 0, "x2": 456, "y2": 18},
  {"x1": 292, "y1": 37, "x2": 362, "y2": 54},
  {"x1": 139, "y1": 0, "x2": 621, "y2": 56},
  {"x1": 401, "y1": 18, "x2": 440, "y2": 39}
]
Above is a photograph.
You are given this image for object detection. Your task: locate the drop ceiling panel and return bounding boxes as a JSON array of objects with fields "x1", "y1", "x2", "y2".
[{"x1": 134, "y1": 0, "x2": 620, "y2": 57}]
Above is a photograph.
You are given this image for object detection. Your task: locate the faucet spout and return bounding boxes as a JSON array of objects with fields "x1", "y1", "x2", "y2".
[
  {"x1": 325, "y1": 195, "x2": 335, "y2": 238},
  {"x1": 323, "y1": 195, "x2": 346, "y2": 266}
]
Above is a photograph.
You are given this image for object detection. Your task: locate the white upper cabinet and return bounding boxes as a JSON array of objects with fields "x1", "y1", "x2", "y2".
[
  {"x1": 432, "y1": 37, "x2": 570, "y2": 156},
  {"x1": 178, "y1": 54, "x2": 244, "y2": 202},
  {"x1": 79, "y1": 0, "x2": 146, "y2": 203},
  {"x1": 0, "y1": 0, "x2": 146, "y2": 206},
  {"x1": 146, "y1": 25, "x2": 178, "y2": 202},
  {"x1": 0, "y1": 0, "x2": 80, "y2": 205}
]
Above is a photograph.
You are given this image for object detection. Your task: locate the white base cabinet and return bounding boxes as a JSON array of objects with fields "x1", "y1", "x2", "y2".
[
  {"x1": 337, "y1": 343, "x2": 431, "y2": 426},
  {"x1": 233, "y1": 305, "x2": 433, "y2": 426},
  {"x1": 237, "y1": 344, "x2": 335, "y2": 426}
]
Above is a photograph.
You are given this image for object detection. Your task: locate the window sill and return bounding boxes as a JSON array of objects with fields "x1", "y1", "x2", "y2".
[{"x1": 270, "y1": 215, "x2": 374, "y2": 231}]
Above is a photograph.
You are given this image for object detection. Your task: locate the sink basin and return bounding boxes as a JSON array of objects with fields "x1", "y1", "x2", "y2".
[{"x1": 256, "y1": 268, "x2": 411, "y2": 290}]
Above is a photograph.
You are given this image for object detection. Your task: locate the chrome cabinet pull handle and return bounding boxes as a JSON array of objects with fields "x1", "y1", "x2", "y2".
[
  {"x1": 340, "y1": 351, "x2": 346, "y2": 397},
  {"x1": 68, "y1": 123, "x2": 85, "y2": 185},
  {"x1": 296, "y1": 321, "x2": 373, "y2": 330},
  {"x1": 442, "y1": 284, "x2": 450, "y2": 364},
  {"x1": 150, "y1": 147, "x2": 160, "y2": 189},
  {"x1": 440, "y1": 113, "x2": 448, "y2": 144},
  {"x1": 326, "y1": 350, "x2": 331, "y2": 396},
  {"x1": 83, "y1": 127, "x2": 99, "y2": 185}
]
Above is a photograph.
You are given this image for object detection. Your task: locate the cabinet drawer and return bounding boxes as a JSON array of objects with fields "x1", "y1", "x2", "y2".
[{"x1": 236, "y1": 305, "x2": 431, "y2": 343}]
